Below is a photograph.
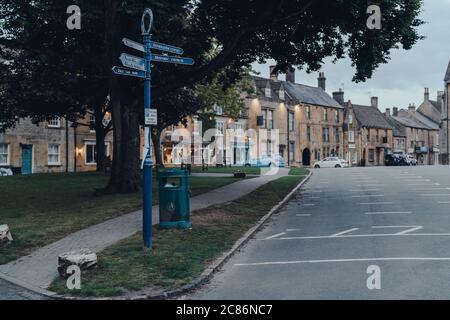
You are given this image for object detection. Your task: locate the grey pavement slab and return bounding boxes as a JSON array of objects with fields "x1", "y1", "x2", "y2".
[
  {"x1": 0, "y1": 168, "x2": 288, "y2": 291},
  {"x1": 188, "y1": 166, "x2": 450, "y2": 299}
]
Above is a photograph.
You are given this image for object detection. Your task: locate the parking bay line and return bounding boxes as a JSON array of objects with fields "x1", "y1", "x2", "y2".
[
  {"x1": 274, "y1": 233, "x2": 450, "y2": 241},
  {"x1": 296, "y1": 214, "x2": 312, "y2": 217},
  {"x1": 235, "y1": 257, "x2": 450, "y2": 267},
  {"x1": 262, "y1": 232, "x2": 286, "y2": 240},
  {"x1": 351, "y1": 195, "x2": 385, "y2": 198},
  {"x1": 365, "y1": 211, "x2": 412, "y2": 215},
  {"x1": 330, "y1": 228, "x2": 359, "y2": 237},
  {"x1": 359, "y1": 202, "x2": 393, "y2": 205}
]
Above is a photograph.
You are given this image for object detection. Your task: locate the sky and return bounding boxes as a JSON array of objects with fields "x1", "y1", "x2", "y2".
[{"x1": 252, "y1": 0, "x2": 450, "y2": 111}]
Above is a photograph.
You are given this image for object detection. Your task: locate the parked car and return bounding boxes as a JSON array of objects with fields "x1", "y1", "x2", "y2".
[
  {"x1": 405, "y1": 155, "x2": 417, "y2": 166},
  {"x1": 245, "y1": 154, "x2": 286, "y2": 167},
  {"x1": 385, "y1": 154, "x2": 411, "y2": 166},
  {"x1": 338, "y1": 158, "x2": 350, "y2": 168},
  {"x1": 313, "y1": 157, "x2": 346, "y2": 168},
  {"x1": 0, "y1": 168, "x2": 13, "y2": 176}
]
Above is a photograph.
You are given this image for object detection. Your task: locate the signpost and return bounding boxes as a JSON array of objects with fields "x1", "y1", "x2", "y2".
[{"x1": 112, "y1": 8, "x2": 195, "y2": 251}]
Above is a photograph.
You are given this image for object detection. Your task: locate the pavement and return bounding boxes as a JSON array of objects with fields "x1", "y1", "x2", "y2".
[
  {"x1": 0, "y1": 279, "x2": 47, "y2": 300},
  {"x1": 188, "y1": 165, "x2": 450, "y2": 300},
  {"x1": 0, "y1": 167, "x2": 288, "y2": 296}
]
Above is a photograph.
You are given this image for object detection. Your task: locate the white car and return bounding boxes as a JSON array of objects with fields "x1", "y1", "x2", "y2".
[{"x1": 313, "y1": 157, "x2": 347, "y2": 168}]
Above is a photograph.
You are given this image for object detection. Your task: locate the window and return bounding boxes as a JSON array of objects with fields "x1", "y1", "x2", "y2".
[
  {"x1": 234, "y1": 122, "x2": 245, "y2": 136},
  {"x1": 289, "y1": 142, "x2": 295, "y2": 162},
  {"x1": 307, "y1": 126, "x2": 311, "y2": 142},
  {"x1": 368, "y1": 149, "x2": 375, "y2": 162},
  {"x1": 48, "y1": 144, "x2": 60, "y2": 165},
  {"x1": 322, "y1": 128, "x2": 330, "y2": 142},
  {"x1": 306, "y1": 106, "x2": 311, "y2": 120},
  {"x1": 366, "y1": 129, "x2": 371, "y2": 143},
  {"x1": 0, "y1": 143, "x2": 9, "y2": 165},
  {"x1": 48, "y1": 117, "x2": 61, "y2": 128},
  {"x1": 265, "y1": 86, "x2": 271, "y2": 98},
  {"x1": 216, "y1": 121, "x2": 224, "y2": 135},
  {"x1": 323, "y1": 109, "x2": 328, "y2": 121},
  {"x1": 289, "y1": 112, "x2": 294, "y2": 132},
  {"x1": 89, "y1": 114, "x2": 96, "y2": 132},
  {"x1": 349, "y1": 130, "x2": 355, "y2": 143},
  {"x1": 213, "y1": 104, "x2": 223, "y2": 116},
  {"x1": 85, "y1": 142, "x2": 110, "y2": 165},
  {"x1": 267, "y1": 110, "x2": 274, "y2": 129},
  {"x1": 349, "y1": 114, "x2": 353, "y2": 124},
  {"x1": 279, "y1": 89, "x2": 285, "y2": 101},
  {"x1": 261, "y1": 109, "x2": 267, "y2": 129},
  {"x1": 375, "y1": 130, "x2": 379, "y2": 144},
  {"x1": 335, "y1": 128, "x2": 340, "y2": 143},
  {"x1": 335, "y1": 111, "x2": 339, "y2": 123}
]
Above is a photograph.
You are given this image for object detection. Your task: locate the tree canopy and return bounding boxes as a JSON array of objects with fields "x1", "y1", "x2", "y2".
[{"x1": 0, "y1": 0, "x2": 424, "y2": 191}]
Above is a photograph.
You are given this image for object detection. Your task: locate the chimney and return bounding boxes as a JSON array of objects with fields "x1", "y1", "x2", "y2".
[
  {"x1": 286, "y1": 68, "x2": 296, "y2": 83},
  {"x1": 318, "y1": 72, "x2": 326, "y2": 91},
  {"x1": 371, "y1": 96, "x2": 378, "y2": 109},
  {"x1": 438, "y1": 90, "x2": 445, "y2": 101},
  {"x1": 424, "y1": 87, "x2": 430, "y2": 101},
  {"x1": 393, "y1": 107, "x2": 398, "y2": 116},
  {"x1": 408, "y1": 103, "x2": 416, "y2": 116},
  {"x1": 385, "y1": 108, "x2": 391, "y2": 117},
  {"x1": 269, "y1": 65, "x2": 278, "y2": 81},
  {"x1": 332, "y1": 89, "x2": 345, "y2": 105}
]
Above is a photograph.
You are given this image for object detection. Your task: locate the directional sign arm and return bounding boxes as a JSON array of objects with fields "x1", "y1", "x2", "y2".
[
  {"x1": 149, "y1": 41, "x2": 184, "y2": 55},
  {"x1": 112, "y1": 66, "x2": 147, "y2": 79},
  {"x1": 151, "y1": 54, "x2": 194, "y2": 66}
]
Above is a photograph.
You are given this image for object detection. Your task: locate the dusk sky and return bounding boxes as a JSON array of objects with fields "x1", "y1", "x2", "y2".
[{"x1": 252, "y1": 0, "x2": 450, "y2": 111}]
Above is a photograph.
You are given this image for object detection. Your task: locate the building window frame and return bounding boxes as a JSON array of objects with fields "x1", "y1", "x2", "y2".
[
  {"x1": 216, "y1": 120, "x2": 225, "y2": 136},
  {"x1": 349, "y1": 130, "x2": 355, "y2": 143},
  {"x1": 289, "y1": 141, "x2": 295, "y2": 162},
  {"x1": 85, "y1": 141, "x2": 111, "y2": 165},
  {"x1": 307, "y1": 126, "x2": 311, "y2": 142},
  {"x1": 48, "y1": 144, "x2": 61, "y2": 166},
  {"x1": 289, "y1": 112, "x2": 294, "y2": 132},
  {"x1": 335, "y1": 110, "x2": 339, "y2": 123},
  {"x1": 48, "y1": 117, "x2": 61, "y2": 128},
  {"x1": 306, "y1": 106, "x2": 311, "y2": 120},
  {"x1": 368, "y1": 149, "x2": 375, "y2": 162},
  {"x1": 267, "y1": 109, "x2": 274, "y2": 130},
  {"x1": 335, "y1": 128, "x2": 340, "y2": 143},
  {"x1": 323, "y1": 109, "x2": 328, "y2": 122},
  {"x1": 0, "y1": 143, "x2": 10, "y2": 165}
]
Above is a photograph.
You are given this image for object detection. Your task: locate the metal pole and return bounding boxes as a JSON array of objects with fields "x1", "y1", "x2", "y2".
[{"x1": 143, "y1": 33, "x2": 153, "y2": 251}]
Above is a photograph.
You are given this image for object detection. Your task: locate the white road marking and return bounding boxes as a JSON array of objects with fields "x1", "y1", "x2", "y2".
[
  {"x1": 371, "y1": 225, "x2": 423, "y2": 235},
  {"x1": 330, "y1": 228, "x2": 359, "y2": 237},
  {"x1": 357, "y1": 184, "x2": 385, "y2": 187},
  {"x1": 262, "y1": 232, "x2": 286, "y2": 240},
  {"x1": 365, "y1": 211, "x2": 412, "y2": 215},
  {"x1": 303, "y1": 204, "x2": 315, "y2": 206},
  {"x1": 408, "y1": 183, "x2": 436, "y2": 186},
  {"x1": 410, "y1": 188, "x2": 449, "y2": 191},
  {"x1": 350, "y1": 189, "x2": 381, "y2": 192},
  {"x1": 404, "y1": 179, "x2": 431, "y2": 182},
  {"x1": 421, "y1": 194, "x2": 450, "y2": 197},
  {"x1": 235, "y1": 257, "x2": 450, "y2": 267},
  {"x1": 351, "y1": 195, "x2": 385, "y2": 198},
  {"x1": 276, "y1": 233, "x2": 450, "y2": 240},
  {"x1": 309, "y1": 197, "x2": 321, "y2": 199},
  {"x1": 360, "y1": 202, "x2": 393, "y2": 205},
  {"x1": 286, "y1": 229, "x2": 301, "y2": 232},
  {"x1": 438, "y1": 201, "x2": 450, "y2": 204},
  {"x1": 296, "y1": 214, "x2": 312, "y2": 217}
]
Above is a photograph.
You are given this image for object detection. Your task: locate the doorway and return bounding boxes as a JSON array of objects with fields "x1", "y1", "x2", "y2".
[{"x1": 302, "y1": 148, "x2": 311, "y2": 166}]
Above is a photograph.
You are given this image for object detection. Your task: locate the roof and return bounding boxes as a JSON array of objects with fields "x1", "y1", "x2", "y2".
[
  {"x1": 283, "y1": 81, "x2": 343, "y2": 109},
  {"x1": 445, "y1": 59, "x2": 450, "y2": 83},
  {"x1": 385, "y1": 116, "x2": 406, "y2": 137},
  {"x1": 251, "y1": 76, "x2": 341, "y2": 108},
  {"x1": 351, "y1": 104, "x2": 393, "y2": 129},
  {"x1": 391, "y1": 109, "x2": 438, "y2": 130}
]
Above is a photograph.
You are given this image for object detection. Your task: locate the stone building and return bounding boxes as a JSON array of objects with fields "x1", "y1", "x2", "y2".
[
  {"x1": 441, "y1": 61, "x2": 450, "y2": 164},
  {"x1": 385, "y1": 105, "x2": 440, "y2": 165},
  {"x1": 0, "y1": 114, "x2": 113, "y2": 174},
  {"x1": 342, "y1": 97, "x2": 394, "y2": 166},
  {"x1": 247, "y1": 69, "x2": 344, "y2": 167}
]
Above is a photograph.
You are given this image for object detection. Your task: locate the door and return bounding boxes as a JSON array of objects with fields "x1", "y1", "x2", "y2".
[
  {"x1": 21, "y1": 144, "x2": 33, "y2": 175},
  {"x1": 302, "y1": 148, "x2": 311, "y2": 166}
]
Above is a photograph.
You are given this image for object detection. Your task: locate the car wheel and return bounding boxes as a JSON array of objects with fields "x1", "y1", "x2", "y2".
[
  {"x1": 314, "y1": 165, "x2": 320, "y2": 168},
  {"x1": 335, "y1": 164, "x2": 342, "y2": 168}
]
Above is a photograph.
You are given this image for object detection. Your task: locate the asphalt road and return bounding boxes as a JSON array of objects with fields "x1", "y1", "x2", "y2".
[
  {"x1": 0, "y1": 279, "x2": 46, "y2": 300},
  {"x1": 189, "y1": 166, "x2": 450, "y2": 299}
]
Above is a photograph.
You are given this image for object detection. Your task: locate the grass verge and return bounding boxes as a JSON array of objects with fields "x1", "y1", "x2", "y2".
[
  {"x1": 49, "y1": 174, "x2": 307, "y2": 297},
  {"x1": 289, "y1": 167, "x2": 309, "y2": 176},
  {"x1": 190, "y1": 166, "x2": 261, "y2": 175},
  {"x1": 0, "y1": 172, "x2": 245, "y2": 264}
]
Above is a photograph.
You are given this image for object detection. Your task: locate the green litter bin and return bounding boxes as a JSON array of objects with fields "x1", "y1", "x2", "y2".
[{"x1": 158, "y1": 169, "x2": 192, "y2": 229}]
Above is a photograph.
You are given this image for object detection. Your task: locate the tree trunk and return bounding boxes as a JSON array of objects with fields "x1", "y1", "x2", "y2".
[
  {"x1": 94, "y1": 108, "x2": 106, "y2": 172},
  {"x1": 152, "y1": 128, "x2": 164, "y2": 168}
]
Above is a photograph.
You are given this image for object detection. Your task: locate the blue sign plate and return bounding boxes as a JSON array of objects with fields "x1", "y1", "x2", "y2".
[
  {"x1": 151, "y1": 54, "x2": 194, "y2": 66},
  {"x1": 150, "y1": 41, "x2": 184, "y2": 55},
  {"x1": 112, "y1": 66, "x2": 146, "y2": 78},
  {"x1": 119, "y1": 53, "x2": 146, "y2": 71}
]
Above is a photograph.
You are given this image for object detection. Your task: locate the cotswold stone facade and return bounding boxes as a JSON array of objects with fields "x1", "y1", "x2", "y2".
[
  {"x1": 441, "y1": 61, "x2": 450, "y2": 164},
  {"x1": 0, "y1": 114, "x2": 113, "y2": 174}
]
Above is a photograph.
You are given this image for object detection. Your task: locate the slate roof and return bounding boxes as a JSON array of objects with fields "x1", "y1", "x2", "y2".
[
  {"x1": 390, "y1": 109, "x2": 439, "y2": 131},
  {"x1": 283, "y1": 81, "x2": 343, "y2": 109},
  {"x1": 429, "y1": 100, "x2": 442, "y2": 113},
  {"x1": 251, "y1": 76, "x2": 341, "y2": 108},
  {"x1": 445, "y1": 59, "x2": 450, "y2": 83},
  {"x1": 351, "y1": 104, "x2": 393, "y2": 130},
  {"x1": 385, "y1": 116, "x2": 406, "y2": 137},
  {"x1": 415, "y1": 111, "x2": 440, "y2": 130}
]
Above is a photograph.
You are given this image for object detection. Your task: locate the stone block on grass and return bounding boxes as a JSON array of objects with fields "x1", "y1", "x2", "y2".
[
  {"x1": 0, "y1": 224, "x2": 13, "y2": 246},
  {"x1": 58, "y1": 249, "x2": 98, "y2": 279}
]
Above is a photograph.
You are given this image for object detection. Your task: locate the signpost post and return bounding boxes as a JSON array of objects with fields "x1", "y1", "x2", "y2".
[{"x1": 112, "y1": 8, "x2": 194, "y2": 251}]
